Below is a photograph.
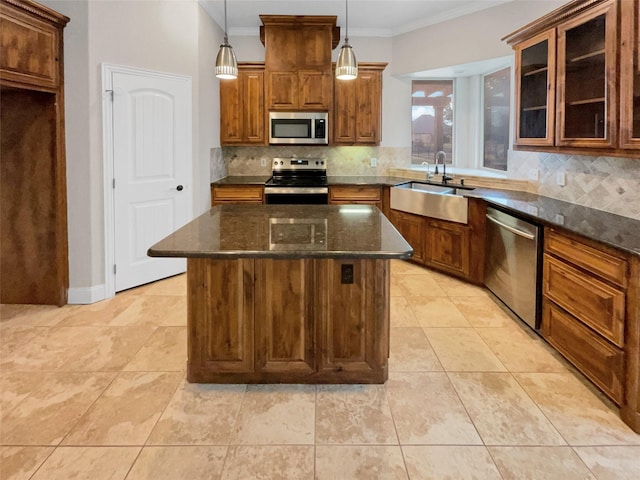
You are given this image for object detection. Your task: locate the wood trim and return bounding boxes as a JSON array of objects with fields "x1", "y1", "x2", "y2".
[
  {"x1": 621, "y1": 256, "x2": 640, "y2": 433},
  {"x1": 619, "y1": 0, "x2": 640, "y2": 149},
  {"x1": 2, "y1": 0, "x2": 69, "y2": 26}
]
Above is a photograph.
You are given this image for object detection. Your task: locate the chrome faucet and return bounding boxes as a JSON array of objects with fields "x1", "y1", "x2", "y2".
[
  {"x1": 421, "y1": 162, "x2": 432, "y2": 180},
  {"x1": 434, "y1": 151, "x2": 452, "y2": 184}
]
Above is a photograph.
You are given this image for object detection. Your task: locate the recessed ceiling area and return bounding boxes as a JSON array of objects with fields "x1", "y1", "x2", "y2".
[{"x1": 198, "y1": 0, "x2": 513, "y2": 37}]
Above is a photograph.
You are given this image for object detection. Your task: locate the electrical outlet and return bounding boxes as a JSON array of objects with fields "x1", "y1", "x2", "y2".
[
  {"x1": 527, "y1": 169, "x2": 539, "y2": 181},
  {"x1": 260, "y1": 158, "x2": 267, "y2": 167},
  {"x1": 526, "y1": 205, "x2": 539, "y2": 216},
  {"x1": 555, "y1": 213, "x2": 565, "y2": 225},
  {"x1": 556, "y1": 171, "x2": 566, "y2": 186},
  {"x1": 370, "y1": 157, "x2": 377, "y2": 167},
  {"x1": 341, "y1": 264, "x2": 354, "y2": 284}
]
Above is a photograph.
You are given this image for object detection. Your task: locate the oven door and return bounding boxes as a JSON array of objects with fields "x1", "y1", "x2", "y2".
[{"x1": 264, "y1": 187, "x2": 328, "y2": 205}]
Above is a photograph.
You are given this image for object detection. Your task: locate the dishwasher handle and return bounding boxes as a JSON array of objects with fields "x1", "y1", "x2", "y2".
[{"x1": 486, "y1": 213, "x2": 536, "y2": 240}]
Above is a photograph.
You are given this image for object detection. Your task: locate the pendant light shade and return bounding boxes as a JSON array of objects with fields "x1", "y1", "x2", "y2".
[
  {"x1": 336, "y1": 0, "x2": 357, "y2": 80},
  {"x1": 215, "y1": 0, "x2": 238, "y2": 79}
]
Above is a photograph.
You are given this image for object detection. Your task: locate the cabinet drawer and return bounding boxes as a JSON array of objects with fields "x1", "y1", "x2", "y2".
[
  {"x1": 542, "y1": 299, "x2": 623, "y2": 404},
  {"x1": 546, "y1": 229, "x2": 628, "y2": 288},
  {"x1": 212, "y1": 185, "x2": 264, "y2": 204},
  {"x1": 329, "y1": 186, "x2": 381, "y2": 202},
  {"x1": 543, "y1": 254, "x2": 625, "y2": 346}
]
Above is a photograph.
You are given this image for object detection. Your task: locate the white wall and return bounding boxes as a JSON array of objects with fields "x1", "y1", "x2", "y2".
[{"x1": 40, "y1": 0, "x2": 222, "y2": 300}]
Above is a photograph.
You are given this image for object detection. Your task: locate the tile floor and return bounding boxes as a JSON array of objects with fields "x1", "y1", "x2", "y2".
[{"x1": 1, "y1": 260, "x2": 639, "y2": 479}]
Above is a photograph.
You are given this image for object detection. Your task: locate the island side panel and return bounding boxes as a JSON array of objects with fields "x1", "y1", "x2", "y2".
[
  {"x1": 187, "y1": 258, "x2": 255, "y2": 382},
  {"x1": 316, "y1": 258, "x2": 389, "y2": 383},
  {"x1": 622, "y1": 256, "x2": 640, "y2": 433},
  {"x1": 254, "y1": 258, "x2": 315, "y2": 376}
]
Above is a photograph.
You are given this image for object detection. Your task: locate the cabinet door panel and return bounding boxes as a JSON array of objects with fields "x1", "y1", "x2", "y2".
[
  {"x1": 542, "y1": 299, "x2": 623, "y2": 404},
  {"x1": 426, "y1": 219, "x2": 470, "y2": 276},
  {"x1": 299, "y1": 71, "x2": 331, "y2": 110},
  {"x1": 244, "y1": 71, "x2": 265, "y2": 143},
  {"x1": 187, "y1": 259, "x2": 254, "y2": 377},
  {"x1": 543, "y1": 254, "x2": 625, "y2": 347},
  {"x1": 333, "y1": 77, "x2": 355, "y2": 143},
  {"x1": 620, "y1": 0, "x2": 640, "y2": 149},
  {"x1": 556, "y1": 1, "x2": 617, "y2": 147},
  {"x1": 355, "y1": 71, "x2": 381, "y2": 144},
  {"x1": 389, "y1": 210, "x2": 425, "y2": 263},
  {"x1": 267, "y1": 71, "x2": 298, "y2": 110},
  {"x1": 219, "y1": 78, "x2": 243, "y2": 144},
  {"x1": 255, "y1": 259, "x2": 315, "y2": 374}
]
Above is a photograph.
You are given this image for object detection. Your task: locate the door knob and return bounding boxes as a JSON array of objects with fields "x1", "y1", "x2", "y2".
[{"x1": 176, "y1": 185, "x2": 184, "y2": 191}]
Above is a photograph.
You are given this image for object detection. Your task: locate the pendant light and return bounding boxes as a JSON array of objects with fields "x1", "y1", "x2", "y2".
[
  {"x1": 336, "y1": 0, "x2": 357, "y2": 80},
  {"x1": 215, "y1": 0, "x2": 238, "y2": 79}
]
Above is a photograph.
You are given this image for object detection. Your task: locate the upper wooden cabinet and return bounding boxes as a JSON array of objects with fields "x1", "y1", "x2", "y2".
[
  {"x1": 620, "y1": 0, "x2": 640, "y2": 149},
  {"x1": 261, "y1": 15, "x2": 338, "y2": 111},
  {"x1": 220, "y1": 63, "x2": 265, "y2": 145},
  {"x1": 504, "y1": 0, "x2": 635, "y2": 156},
  {"x1": 333, "y1": 63, "x2": 386, "y2": 145}
]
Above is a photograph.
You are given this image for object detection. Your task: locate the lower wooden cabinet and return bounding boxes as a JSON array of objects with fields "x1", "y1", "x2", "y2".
[
  {"x1": 389, "y1": 210, "x2": 425, "y2": 263},
  {"x1": 211, "y1": 184, "x2": 264, "y2": 206},
  {"x1": 425, "y1": 219, "x2": 470, "y2": 277}
]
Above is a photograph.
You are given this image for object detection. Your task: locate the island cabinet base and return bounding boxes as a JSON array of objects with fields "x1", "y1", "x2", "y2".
[{"x1": 186, "y1": 257, "x2": 390, "y2": 384}]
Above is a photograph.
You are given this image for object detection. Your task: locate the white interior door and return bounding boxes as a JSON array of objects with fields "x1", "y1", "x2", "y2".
[{"x1": 111, "y1": 69, "x2": 192, "y2": 292}]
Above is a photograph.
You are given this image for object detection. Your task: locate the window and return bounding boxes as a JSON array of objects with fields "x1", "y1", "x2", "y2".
[
  {"x1": 411, "y1": 80, "x2": 453, "y2": 165},
  {"x1": 483, "y1": 67, "x2": 511, "y2": 171}
]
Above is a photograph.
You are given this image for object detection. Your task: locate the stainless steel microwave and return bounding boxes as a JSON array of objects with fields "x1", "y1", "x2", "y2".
[{"x1": 269, "y1": 112, "x2": 328, "y2": 145}]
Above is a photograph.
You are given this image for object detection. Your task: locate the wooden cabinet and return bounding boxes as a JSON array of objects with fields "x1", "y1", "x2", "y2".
[
  {"x1": 220, "y1": 64, "x2": 265, "y2": 145},
  {"x1": 541, "y1": 228, "x2": 629, "y2": 405},
  {"x1": 261, "y1": 16, "x2": 337, "y2": 111},
  {"x1": 328, "y1": 185, "x2": 382, "y2": 208},
  {"x1": 620, "y1": 0, "x2": 640, "y2": 149},
  {"x1": 388, "y1": 196, "x2": 485, "y2": 283},
  {"x1": 504, "y1": 0, "x2": 634, "y2": 156},
  {"x1": 333, "y1": 63, "x2": 386, "y2": 145},
  {"x1": 211, "y1": 184, "x2": 264, "y2": 206},
  {"x1": 1, "y1": 0, "x2": 69, "y2": 305}
]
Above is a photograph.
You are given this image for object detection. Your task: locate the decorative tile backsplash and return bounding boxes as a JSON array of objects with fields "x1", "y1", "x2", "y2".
[{"x1": 218, "y1": 146, "x2": 640, "y2": 220}]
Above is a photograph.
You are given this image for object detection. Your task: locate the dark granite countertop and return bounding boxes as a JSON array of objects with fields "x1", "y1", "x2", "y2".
[
  {"x1": 212, "y1": 175, "x2": 272, "y2": 185},
  {"x1": 209, "y1": 176, "x2": 640, "y2": 258},
  {"x1": 148, "y1": 204, "x2": 413, "y2": 260}
]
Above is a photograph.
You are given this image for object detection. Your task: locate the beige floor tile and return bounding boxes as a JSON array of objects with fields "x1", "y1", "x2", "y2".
[
  {"x1": 385, "y1": 372, "x2": 481, "y2": 445},
  {"x1": 126, "y1": 446, "x2": 227, "y2": 480},
  {"x1": 392, "y1": 274, "x2": 447, "y2": 297},
  {"x1": 402, "y1": 446, "x2": 502, "y2": 480},
  {"x1": 390, "y1": 296, "x2": 419, "y2": 327},
  {"x1": 231, "y1": 384, "x2": 315, "y2": 445},
  {"x1": 423, "y1": 328, "x2": 507, "y2": 372},
  {"x1": 449, "y1": 372, "x2": 566, "y2": 446},
  {"x1": 406, "y1": 296, "x2": 470, "y2": 327},
  {"x1": 316, "y1": 445, "x2": 408, "y2": 480},
  {"x1": 30, "y1": 446, "x2": 139, "y2": 480},
  {"x1": 110, "y1": 295, "x2": 187, "y2": 327},
  {"x1": 221, "y1": 445, "x2": 314, "y2": 480},
  {"x1": 488, "y1": 446, "x2": 596, "y2": 480},
  {"x1": 514, "y1": 373, "x2": 640, "y2": 445},
  {"x1": 0, "y1": 304, "x2": 79, "y2": 327},
  {"x1": 123, "y1": 326, "x2": 187, "y2": 371},
  {"x1": 0, "y1": 371, "x2": 45, "y2": 415},
  {"x1": 148, "y1": 381, "x2": 246, "y2": 445},
  {"x1": 476, "y1": 326, "x2": 568, "y2": 373},
  {"x1": 430, "y1": 271, "x2": 489, "y2": 296},
  {"x1": 574, "y1": 446, "x2": 640, "y2": 480},
  {"x1": 0, "y1": 373, "x2": 114, "y2": 446},
  {"x1": 390, "y1": 327, "x2": 442, "y2": 372},
  {"x1": 316, "y1": 385, "x2": 398, "y2": 444},
  {"x1": 141, "y1": 273, "x2": 186, "y2": 296},
  {"x1": 450, "y1": 295, "x2": 517, "y2": 327},
  {"x1": 0, "y1": 446, "x2": 54, "y2": 480},
  {"x1": 391, "y1": 260, "x2": 429, "y2": 275},
  {"x1": 55, "y1": 294, "x2": 140, "y2": 326},
  {"x1": 62, "y1": 371, "x2": 182, "y2": 446},
  {"x1": 0, "y1": 326, "x2": 43, "y2": 361}
]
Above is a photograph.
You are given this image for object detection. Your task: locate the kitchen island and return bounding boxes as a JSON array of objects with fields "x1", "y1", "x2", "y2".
[{"x1": 148, "y1": 204, "x2": 412, "y2": 384}]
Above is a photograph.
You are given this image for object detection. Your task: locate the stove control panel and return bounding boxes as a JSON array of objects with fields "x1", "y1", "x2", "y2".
[{"x1": 272, "y1": 157, "x2": 326, "y2": 173}]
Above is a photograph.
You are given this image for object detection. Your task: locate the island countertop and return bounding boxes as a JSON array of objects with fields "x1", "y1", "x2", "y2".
[{"x1": 148, "y1": 204, "x2": 413, "y2": 260}]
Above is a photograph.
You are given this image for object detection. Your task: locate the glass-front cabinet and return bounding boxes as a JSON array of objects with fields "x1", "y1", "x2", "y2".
[
  {"x1": 620, "y1": 0, "x2": 640, "y2": 149},
  {"x1": 514, "y1": 31, "x2": 555, "y2": 146},
  {"x1": 556, "y1": 0, "x2": 617, "y2": 147}
]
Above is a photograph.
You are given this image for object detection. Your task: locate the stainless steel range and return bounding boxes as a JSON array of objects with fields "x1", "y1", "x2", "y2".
[{"x1": 264, "y1": 157, "x2": 328, "y2": 204}]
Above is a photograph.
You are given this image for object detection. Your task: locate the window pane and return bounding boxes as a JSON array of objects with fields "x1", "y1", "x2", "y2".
[
  {"x1": 483, "y1": 68, "x2": 510, "y2": 171},
  {"x1": 412, "y1": 80, "x2": 453, "y2": 165}
]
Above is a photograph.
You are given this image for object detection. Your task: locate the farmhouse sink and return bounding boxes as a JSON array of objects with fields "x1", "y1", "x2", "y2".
[{"x1": 390, "y1": 181, "x2": 471, "y2": 224}]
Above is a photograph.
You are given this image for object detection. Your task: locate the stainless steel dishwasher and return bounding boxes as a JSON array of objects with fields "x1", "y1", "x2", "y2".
[{"x1": 484, "y1": 207, "x2": 542, "y2": 330}]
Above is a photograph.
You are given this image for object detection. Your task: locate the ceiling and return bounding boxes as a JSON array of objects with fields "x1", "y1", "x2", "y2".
[{"x1": 199, "y1": 0, "x2": 514, "y2": 37}]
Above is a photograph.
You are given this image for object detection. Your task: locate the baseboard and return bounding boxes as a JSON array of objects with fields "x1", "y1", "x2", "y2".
[{"x1": 67, "y1": 284, "x2": 107, "y2": 304}]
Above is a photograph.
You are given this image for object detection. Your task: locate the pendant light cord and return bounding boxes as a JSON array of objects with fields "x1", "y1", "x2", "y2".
[
  {"x1": 223, "y1": 0, "x2": 229, "y2": 44},
  {"x1": 345, "y1": 0, "x2": 349, "y2": 44}
]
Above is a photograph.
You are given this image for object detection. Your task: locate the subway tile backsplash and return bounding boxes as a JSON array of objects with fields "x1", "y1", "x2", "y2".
[{"x1": 219, "y1": 146, "x2": 640, "y2": 221}]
